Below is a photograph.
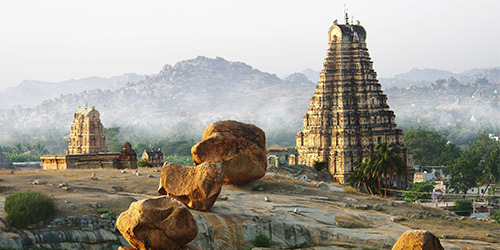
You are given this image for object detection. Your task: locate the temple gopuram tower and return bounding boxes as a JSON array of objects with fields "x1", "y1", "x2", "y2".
[
  {"x1": 296, "y1": 17, "x2": 412, "y2": 184},
  {"x1": 67, "y1": 106, "x2": 108, "y2": 155}
]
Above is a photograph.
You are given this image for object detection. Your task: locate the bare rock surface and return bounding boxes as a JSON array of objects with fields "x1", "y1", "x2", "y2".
[
  {"x1": 392, "y1": 230, "x2": 444, "y2": 250},
  {"x1": 158, "y1": 162, "x2": 224, "y2": 211},
  {"x1": 192, "y1": 120, "x2": 267, "y2": 185},
  {"x1": 116, "y1": 196, "x2": 198, "y2": 250}
]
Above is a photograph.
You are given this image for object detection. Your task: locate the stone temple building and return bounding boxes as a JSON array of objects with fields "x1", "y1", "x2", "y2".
[
  {"x1": 67, "y1": 106, "x2": 107, "y2": 155},
  {"x1": 41, "y1": 107, "x2": 137, "y2": 170},
  {"x1": 296, "y1": 17, "x2": 413, "y2": 184}
]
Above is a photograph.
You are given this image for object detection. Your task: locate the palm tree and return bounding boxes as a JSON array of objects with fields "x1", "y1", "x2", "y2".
[
  {"x1": 13, "y1": 143, "x2": 24, "y2": 154},
  {"x1": 371, "y1": 142, "x2": 407, "y2": 197},
  {"x1": 349, "y1": 158, "x2": 378, "y2": 195}
]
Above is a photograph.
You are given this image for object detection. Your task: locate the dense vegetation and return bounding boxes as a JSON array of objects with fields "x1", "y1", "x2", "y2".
[
  {"x1": 0, "y1": 142, "x2": 50, "y2": 162},
  {"x1": 403, "y1": 129, "x2": 461, "y2": 166},
  {"x1": 5, "y1": 191, "x2": 56, "y2": 228},
  {"x1": 445, "y1": 132, "x2": 500, "y2": 194},
  {"x1": 401, "y1": 182, "x2": 435, "y2": 202}
]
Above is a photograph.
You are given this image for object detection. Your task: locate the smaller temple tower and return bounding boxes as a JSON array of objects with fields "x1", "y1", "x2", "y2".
[{"x1": 67, "y1": 106, "x2": 108, "y2": 155}]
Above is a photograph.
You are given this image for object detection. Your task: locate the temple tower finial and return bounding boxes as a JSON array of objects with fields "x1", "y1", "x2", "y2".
[{"x1": 344, "y1": 4, "x2": 349, "y2": 25}]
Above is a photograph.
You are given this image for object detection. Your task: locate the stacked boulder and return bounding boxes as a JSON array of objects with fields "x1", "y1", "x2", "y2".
[
  {"x1": 158, "y1": 162, "x2": 224, "y2": 211},
  {"x1": 192, "y1": 120, "x2": 267, "y2": 185},
  {"x1": 117, "y1": 120, "x2": 266, "y2": 249}
]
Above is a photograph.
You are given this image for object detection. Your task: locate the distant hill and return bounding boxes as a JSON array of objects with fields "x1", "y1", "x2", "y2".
[
  {"x1": 385, "y1": 69, "x2": 500, "y2": 127},
  {"x1": 394, "y1": 68, "x2": 456, "y2": 82},
  {"x1": 0, "y1": 57, "x2": 498, "y2": 142},
  {"x1": 0, "y1": 73, "x2": 146, "y2": 109},
  {"x1": 301, "y1": 68, "x2": 320, "y2": 83},
  {"x1": 0, "y1": 56, "x2": 315, "y2": 138},
  {"x1": 379, "y1": 67, "x2": 500, "y2": 89}
]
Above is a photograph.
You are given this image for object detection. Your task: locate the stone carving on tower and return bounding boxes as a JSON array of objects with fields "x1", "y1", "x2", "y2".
[
  {"x1": 296, "y1": 17, "x2": 413, "y2": 184},
  {"x1": 67, "y1": 106, "x2": 108, "y2": 155}
]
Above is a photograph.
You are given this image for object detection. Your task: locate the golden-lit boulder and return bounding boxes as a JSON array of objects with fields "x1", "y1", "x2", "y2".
[
  {"x1": 116, "y1": 196, "x2": 198, "y2": 250},
  {"x1": 192, "y1": 120, "x2": 267, "y2": 185},
  {"x1": 392, "y1": 230, "x2": 444, "y2": 250},
  {"x1": 158, "y1": 162, "x2": 224, "y2": 211}
]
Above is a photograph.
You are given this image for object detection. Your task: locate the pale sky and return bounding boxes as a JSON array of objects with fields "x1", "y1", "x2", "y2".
[{"x1": 0, "y1": 0, "x2": 499, "y2": 90}]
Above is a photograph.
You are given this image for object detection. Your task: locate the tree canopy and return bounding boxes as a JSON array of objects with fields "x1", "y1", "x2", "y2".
[{"x1": 404, "y1": 129, "x2": 461, "y2": 166}]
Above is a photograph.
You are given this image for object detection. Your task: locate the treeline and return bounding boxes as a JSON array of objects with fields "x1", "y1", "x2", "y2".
[
  {"x1": 104, "y1": 127, "x2": 195, "y2": 166},
  {"x1": 0, "y1": 142, "x2": 49, "y2": 162},
  {"x1": 348, "y1": 128, "x2": 500, "y2": 196}
]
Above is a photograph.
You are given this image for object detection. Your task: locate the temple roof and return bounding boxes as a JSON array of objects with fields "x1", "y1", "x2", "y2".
[{"x1": 329, "y1": 24, "x2": 366, "y2": 43}]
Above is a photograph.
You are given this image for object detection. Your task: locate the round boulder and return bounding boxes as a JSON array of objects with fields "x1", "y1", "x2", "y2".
[
  {"x1": 392, "y1": 230, "x2": 444, "y2": 250},
  {"x1": 116, "y1": 196, "x2": 198, "y2": 250}
]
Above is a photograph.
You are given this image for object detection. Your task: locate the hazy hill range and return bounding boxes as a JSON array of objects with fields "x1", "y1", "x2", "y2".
[
  {"x1": 0, "y1": 74, "x2": 146, "y2": 109},
  {"x1": 0, "y1": 58, "x2": 498, "y2": 141},
  {"x1": 384, "y1": 68, "x2": 500, "y2": 127},
  {"x1": 0, "y1": 56, "x2": 315, "y2": 138}
]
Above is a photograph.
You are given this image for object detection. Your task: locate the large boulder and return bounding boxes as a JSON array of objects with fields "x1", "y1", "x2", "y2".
[
  {"x1": 116, "y1": 196, "x2": 198, "y2": 250},
  {"x1": 158, "y1": 162, "x2": 224, "y2": 211},
  {"x1": 191, "y1": 120, "x2": 267, "y2": 185},
  {"x1": 391, "y1": 230, "x2": 444, "y2": 250}
]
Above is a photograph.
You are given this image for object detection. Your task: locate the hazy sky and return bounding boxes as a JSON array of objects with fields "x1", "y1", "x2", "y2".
[{"x1": 1, "y1": 0, "x2": 499, "y2": 90}]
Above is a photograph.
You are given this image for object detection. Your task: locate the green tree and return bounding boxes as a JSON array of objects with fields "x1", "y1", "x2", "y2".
[
  {"x1": 404, "y1": 129, "x2": 461, "y2": 166},
  {"x1": 133, "y1": 142, "x2": 148, "y2": 155},
  {"x1": 104, "y1": 127, "x2": 122, "y2": 152},
  {"x1": 445, "y1": 148, "x2": 482, "y2": 194},
  {"x1": 33, "y1": 142, "x2": 49, "y2": 155},
  {"x1": 401, "y1": 182, "x2": 435, "y2": 202},
  {"x1": 370, "y1": 142, "x2": 407, "y2": 197},
  {"x1": 444, "y1": 132, "x2": 498, "y2": 194},
  {"x1": 492, "y1": 210, "x2": 500, "y2": 224},
  {"x1": 348, "y1": 142, "x2": 407, "y2": 196},
  {"x1": 348, "y1": 158, "x2": 377, "y2": 195},
  {"x1": 453, "y1": 199, "x2": 473, "y2": 216},
  {"x1": 13, "y1": 143, "x2": 24, "y2": 154}
]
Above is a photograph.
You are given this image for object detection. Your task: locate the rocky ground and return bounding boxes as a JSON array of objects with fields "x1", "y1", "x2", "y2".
[{"x1": 0, "y1": 166, "x2": 499, "y2": 249}]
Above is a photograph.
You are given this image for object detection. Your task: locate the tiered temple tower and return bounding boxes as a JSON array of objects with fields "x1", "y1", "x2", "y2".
[
  {"x1": 67, "y1": 106, "x2": 108, "y2": 155},
  {"x1": 296, "y1": 18, "x2": 412, "y2": 184}
]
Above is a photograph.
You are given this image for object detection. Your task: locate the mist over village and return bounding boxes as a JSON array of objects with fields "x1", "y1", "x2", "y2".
[{"x1": 0, "y1": 1, "x2": 499, "y2": 249}]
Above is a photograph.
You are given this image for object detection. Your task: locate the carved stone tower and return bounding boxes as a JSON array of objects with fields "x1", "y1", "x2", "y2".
[
  {"x1": 67, "y1": 106, "x2": 108, "y2": 155},
  {"x1": 296, "y1": 18, "x2": 412, "y2": 184}
]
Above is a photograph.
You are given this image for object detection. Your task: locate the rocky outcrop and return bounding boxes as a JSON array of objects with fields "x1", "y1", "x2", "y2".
[
  {"x1": 0, "y1": 226, "x2": 125, "y2": 250},
  {"x1": 192, "y1": 120, "x2": 267, "y2": 185},
  {"x1": 116, "y1": 196, "x2": 198, "y2": 250},
  {"x1": 158, "y1": 162, "x2": 224, "y2": 211},
  {"x1": 391, "y1": 230, "x2": 444, "y2": 250}
]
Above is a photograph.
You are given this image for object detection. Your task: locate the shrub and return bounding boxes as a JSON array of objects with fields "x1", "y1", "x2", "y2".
[
  {"x1": 98, "y1": 208, "x2": 115, "y2": 219},
  {"x1": 492, "y1": 210, "x2": 500, "y2": 224},
  {"x1": 137, "y1": 159, "x2": 152, "y2": 168},
  {"x1": 254, "y1": 232, "x2": 270, "y2": 247},
  {"x1": 4, "y1": 191, "x2": 56, "y2": 228},
  {"x1": 452, "y1": 199, "x2": 473, "y2": 216}
]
